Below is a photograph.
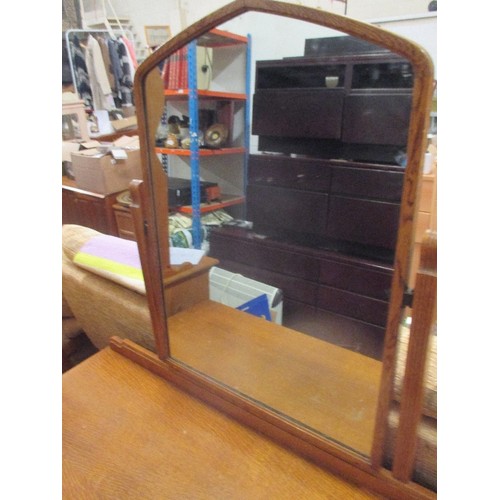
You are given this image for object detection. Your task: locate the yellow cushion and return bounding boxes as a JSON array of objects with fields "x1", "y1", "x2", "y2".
[{"x1": 63, "y1": 224, "x2": 145, "y2": 295}]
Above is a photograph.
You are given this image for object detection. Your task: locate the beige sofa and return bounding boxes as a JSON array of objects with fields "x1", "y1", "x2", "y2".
[
  {"x1": 62, "y1": 223, "x2": 436, "y2": 491},
  {"x1": 62, "y1": 224, "x2": 157, "y2": 352}
]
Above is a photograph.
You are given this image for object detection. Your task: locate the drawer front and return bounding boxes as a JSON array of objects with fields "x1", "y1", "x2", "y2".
[
  {"x1": 330, "y1": 165, "x2": 404, "y2": 202},
  {"x1": 342, "y1": 93, "x2": 412, "y2": 146},
  {"x1": 114, "y1": 209, "x2": 134, "y2": 231},
  {"x1": 247, "y1": 184, "x2": 329, "y2": 236},
  {"x1": 248, "y1": 155, "x2": 331, "y2": 192},
  {"x1": 215, "y1": 259, "x2": 317, "y2": 306},
  {"x1": 73, "y1": 195, "x2": 110, "y2": 234},
  {"x1": 252, "y1": 89, "x2": 344, "y2": 139},
  {"x1": 327, "y1": 195, "x2": 401, "y2": 249},
  {"x1": 317, "y1": 285, "x2": 389, "y2": 327},
  {"x1": 209, "y1": 230, "x2": 320, "y2": 282},
  {"x1": 319, "y1": 259, "x2": 392, "y2": 301},
  {"x1": 114, "y1": 208, "x2": 136, "y2": 241}
]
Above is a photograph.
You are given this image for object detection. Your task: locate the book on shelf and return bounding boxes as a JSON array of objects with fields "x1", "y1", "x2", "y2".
[{"x1": 162, "y1": 47, "x2": 188, "y2": 90}]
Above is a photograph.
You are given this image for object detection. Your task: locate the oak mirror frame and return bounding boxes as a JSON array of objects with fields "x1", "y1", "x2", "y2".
[{"x1": 111, "y1": 1, "x2": 435, "y2": 498}]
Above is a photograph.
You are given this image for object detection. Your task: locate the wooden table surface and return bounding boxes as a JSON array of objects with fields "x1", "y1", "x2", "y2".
[{"x1": 63, "y1": 347, "x2": 381, "y2": 499}]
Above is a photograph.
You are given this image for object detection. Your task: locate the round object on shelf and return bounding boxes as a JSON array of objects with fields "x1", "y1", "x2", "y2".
[{"x1": 205, "y1": 123, "x2": 228, "y2": 148}]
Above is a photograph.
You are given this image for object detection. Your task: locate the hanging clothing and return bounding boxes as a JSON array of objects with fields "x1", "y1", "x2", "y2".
[
  {"x1": 107, "y1": 38, "x2": 124, "y2": 106},
  {"x1": 121, "y1": 35, "x2": 138, "y2": 70},
  {"x1": 119, "y1": 36, "x2": 136, "y2": 82},
  {"x1": 97, "y1": 36, "x2": 115, "y2": 95},
  {"x1": 117, "y1": 38, "x2": 134, "y2": 106},
  {"x1": 85, "y1": 34, "x2": 113, "y2": 111},
  {"x1": 71, "y1": 34, "x2": 93, "y2": 109}
]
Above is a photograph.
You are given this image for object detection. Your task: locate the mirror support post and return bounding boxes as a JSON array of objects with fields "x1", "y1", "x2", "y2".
[
  {"x1": 129, "y1": 179, "x2": 170, "y2": 360},
  {"x1": 370, "y1": 63, "x2": 435, "y2": 469},
  {"x1": 391, "y1": 231, "x2": 437, "y2": 482},
  {"x1": 132, "y1": 66, "x2": 173, "y2": 360}
]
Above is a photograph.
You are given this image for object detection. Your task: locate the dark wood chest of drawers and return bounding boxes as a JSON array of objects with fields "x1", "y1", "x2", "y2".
[
  {"x1": 246, "y1": 154, "x2": 404, "y2": 252},
  {"x1": 209, "y1": 154, "x2": 403, "y2": 330},
  {"x1": 209, "y1": 226, "x2": 394, "y2": 329}
]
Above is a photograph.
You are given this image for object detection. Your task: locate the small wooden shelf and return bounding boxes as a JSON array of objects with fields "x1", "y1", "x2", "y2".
[
  {"x1": 156, "y1": 146, "x2": 246, "y2": 156},
  {"x1": 177, "y1": 195, "x2": 245, "y2": 214},
  {"x1": 163, "y1": 89, "x2": 247, "y2": 100}
]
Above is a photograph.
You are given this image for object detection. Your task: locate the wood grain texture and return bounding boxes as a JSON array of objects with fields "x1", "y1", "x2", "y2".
[
  {"x1": 109, "y1": 336, "x2": 436, "y2": 500},
  {"x1": 63, "y1": 347, "x2": 381, "y2": 499}
]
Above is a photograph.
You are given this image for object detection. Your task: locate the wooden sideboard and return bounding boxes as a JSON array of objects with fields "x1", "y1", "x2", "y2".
[
  {"x1": 62, "y1": 176, "x2": 121, "y2": 236},
  {"x1": 61, "y1": 129, "x2": 139, "y2": 235}
]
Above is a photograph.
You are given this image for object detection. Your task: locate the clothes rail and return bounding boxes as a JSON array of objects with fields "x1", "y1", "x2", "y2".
[{"x1": 65, "y1": 29, "x2": 134, "y2": 99}]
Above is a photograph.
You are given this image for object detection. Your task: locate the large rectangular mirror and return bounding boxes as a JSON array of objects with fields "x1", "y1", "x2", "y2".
[{"x1": 125, "y1": 1, "x2": 435, "y2": 496}]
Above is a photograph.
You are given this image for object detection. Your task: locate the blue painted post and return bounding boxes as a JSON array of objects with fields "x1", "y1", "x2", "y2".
[{"x1": 187, "y1": 40, "x2": 201, "y2": 249}]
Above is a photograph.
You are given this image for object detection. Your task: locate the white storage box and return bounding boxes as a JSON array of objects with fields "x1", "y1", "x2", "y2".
[{"x1": 209, "y1": 266, "x2": 283, "y2": 324}]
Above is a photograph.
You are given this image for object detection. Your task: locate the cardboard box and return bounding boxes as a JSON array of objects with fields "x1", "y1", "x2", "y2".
[
  {"x1": 71, "y1": 147, "x2": 142, "y2": 195},
  {"x1": 111, "y1": 116, "x2": 137, "y2": 131}
]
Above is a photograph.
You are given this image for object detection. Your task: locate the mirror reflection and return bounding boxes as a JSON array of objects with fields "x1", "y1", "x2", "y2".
[{"x1": 148, "y1": 12, "x2": 417, "y2": 456}]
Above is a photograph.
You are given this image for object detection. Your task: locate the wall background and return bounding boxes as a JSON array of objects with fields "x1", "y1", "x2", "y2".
[
  {"x1": 92, "y1": 0, "x2": 434, "y2": 35},
  {"x1": 76, "y1": 0, "x2": 437, "y2": 74}
]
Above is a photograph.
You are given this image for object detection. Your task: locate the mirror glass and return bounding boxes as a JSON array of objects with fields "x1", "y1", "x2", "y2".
[{"x1": 145, "y1": 11, "x2": 417, "y2": 457}]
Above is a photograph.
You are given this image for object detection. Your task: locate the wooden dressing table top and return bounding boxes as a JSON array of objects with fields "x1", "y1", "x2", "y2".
[{"x1": 63, "y1": 347, "x2": 380, "y2": 499}]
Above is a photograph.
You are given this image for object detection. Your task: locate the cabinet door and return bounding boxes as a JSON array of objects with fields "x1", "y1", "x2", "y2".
[
  {"x1": 62, "y1": 189, "x2": 80, "y2": 225},
  {"x1": 342, "y1": 93, "x2": 411, "y2": 146},
  {"x1": 252, "y1": 89, "x2": 344, "y2": 139},
  {"x1": 72, "y1": 195, "x2": 109, "y2": 234}
]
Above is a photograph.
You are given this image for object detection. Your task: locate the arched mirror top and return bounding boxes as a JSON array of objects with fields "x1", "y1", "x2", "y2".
[{"x1": 135, "y1": 0, "x2": 433, "y2": 83}]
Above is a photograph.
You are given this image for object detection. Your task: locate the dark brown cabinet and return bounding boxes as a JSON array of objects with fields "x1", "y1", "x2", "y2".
[
  {"x1": 210, "y1": 38, "x2": 410, "y2": 334},
  {"x1": 209, "y1": 153, "x2": 403, "y2": 329},
  {"x1": 252, "y1": 50, "x2": 413, "y2": 163}
]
